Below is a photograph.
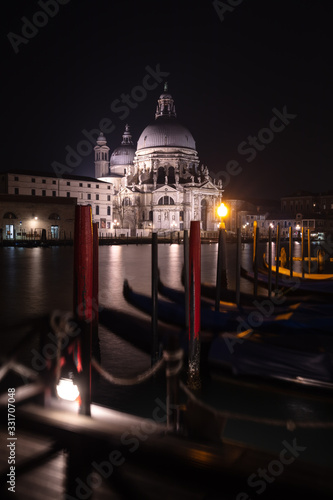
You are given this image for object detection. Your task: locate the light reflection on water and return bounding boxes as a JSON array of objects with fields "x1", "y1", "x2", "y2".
[
  {"x1": 1, "y1": 242, "x2": 332, "y2": 466},
  {"x1": 1, "y1": 246, "x2": 73, "y2": 324},
  {"x1": 2, "y1": 241, "x2": 331, "y2": 325}
]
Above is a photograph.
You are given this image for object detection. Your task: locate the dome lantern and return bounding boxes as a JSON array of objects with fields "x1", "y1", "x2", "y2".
[
  {"x1": 121, "y1": 124, "x2": 134, "y2": 145},
  {"x1": 155, "y1": 83, "x2": 177, "y2": 120},
  {"x1": 96, "y1": 131, "x2": 107, "y2": 146}
]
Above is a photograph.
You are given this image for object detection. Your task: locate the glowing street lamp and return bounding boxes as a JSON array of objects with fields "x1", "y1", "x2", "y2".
[
  {"x1": 217, "y1": 202, "x2": 228, "y2": 228},
  {"x1": 56, "y1": 375, "x2": 80, "y2": 402},
  {"x1": 113, "y1": 219, "x2": 119, "y2": 236}
]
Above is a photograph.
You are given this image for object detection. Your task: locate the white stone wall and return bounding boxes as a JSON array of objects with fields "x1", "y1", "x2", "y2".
[{"x1": 4, "y1": 173, "x2": 114, "y2": 234}]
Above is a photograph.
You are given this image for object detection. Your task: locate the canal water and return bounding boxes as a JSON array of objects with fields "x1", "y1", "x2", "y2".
[{"x1": 0, "y1": 241, "x2": 332, "y2": 468}]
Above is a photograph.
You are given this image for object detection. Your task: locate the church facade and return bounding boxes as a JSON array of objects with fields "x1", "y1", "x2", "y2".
[{"x1": 97, "y1": 85, "x2": 223, "y2": 235}]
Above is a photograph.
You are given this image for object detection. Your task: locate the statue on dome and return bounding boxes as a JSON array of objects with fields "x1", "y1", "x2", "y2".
[{"x1": 204, "y1": 165, "x2": 209, "y2": 178}]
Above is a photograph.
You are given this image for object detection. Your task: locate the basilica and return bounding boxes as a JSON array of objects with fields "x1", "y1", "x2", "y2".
[{"x1": 96, "y1": 84, "x2": 223, "y2": 235}]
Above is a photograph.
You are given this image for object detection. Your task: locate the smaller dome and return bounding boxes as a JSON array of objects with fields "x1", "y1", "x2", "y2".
[
  {"x1": 96, "y1": 132, "x2": 107, "y2": 145},
  {"x1": 110, "y1": 146, "x2": 135, "y2": 166},
  {"x1": 110, "y1": 125, "x2": 135, "y2": 167}
]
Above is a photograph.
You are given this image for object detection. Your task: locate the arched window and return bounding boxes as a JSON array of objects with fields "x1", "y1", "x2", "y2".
[
  {"x1": 107, "y1": 206, "x2": 111, "y2": 216},
  {"x1": 49, "y1": 213, "x2": 60, "y2": 220},
  {"x1": 122, "y1": 197, "x2": 132, "y2": 206},
  {"x1": 3, "y1": 212, "x2": 17, "y2": 219},
  {"x1": 168, "y1": 166, "x2": 175, "y2": 184},
  {"x1": 157, "y1": 167, "x2": 165, "y2": 184},
  {"x1": 158, "y1": 196, "x2": 175, "y2": 205}
]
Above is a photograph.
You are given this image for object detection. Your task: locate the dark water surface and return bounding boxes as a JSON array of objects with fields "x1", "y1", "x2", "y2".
[{"x1": 0, "y1": 242, "x2": 332, "y2": 467}]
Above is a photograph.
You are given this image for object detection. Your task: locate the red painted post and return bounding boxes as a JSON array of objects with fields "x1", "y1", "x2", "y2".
[
  {"x1": 73, "y1": 205, "x2": 93, "y2": 416},
  {"x1": 188, "y1": 221, "x2": 201, "y2": 389},
  {"x1": 92, "y1": 223, "x2": 101, "y2": 367}
]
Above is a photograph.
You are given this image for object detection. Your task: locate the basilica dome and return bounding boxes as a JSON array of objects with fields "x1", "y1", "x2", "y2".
[
  {"x1": 136, "y1": 85, "x2": 196, "y2": 151},
  {"x1": 110, "y1": 125, "x2": 135, "y2": 167},
  {"x1": 137, "y1": 117, "x2": 196, "y2": 150}
]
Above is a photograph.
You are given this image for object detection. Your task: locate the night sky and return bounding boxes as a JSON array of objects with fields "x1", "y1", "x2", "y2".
[{"x1": 3, "y1": 0, "x2": 333, "y2": 200}]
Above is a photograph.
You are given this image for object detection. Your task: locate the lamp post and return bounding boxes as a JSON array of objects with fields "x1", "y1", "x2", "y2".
[{"x1": 113, "y1": 219, "x2": 119, "y2": 237}]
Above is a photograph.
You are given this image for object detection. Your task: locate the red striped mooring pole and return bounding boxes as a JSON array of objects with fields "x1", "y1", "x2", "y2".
[
  {"x1": 73, "y1": 205, "x2": 93, "y2": 416},
  {"x1": 188, "y1": 221, "x2": 201, "y2": 389}
]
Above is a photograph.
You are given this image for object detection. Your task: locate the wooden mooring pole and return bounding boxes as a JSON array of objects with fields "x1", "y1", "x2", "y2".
[
  {"x1": 92, "y1": 223, "x2": 101, "y2": 366},
  {"x1": 151, "y1": 232, "x2": 159, "y2": 365},
  {"x1": 215, "y1": 226, "x2": 227, "y2": 311},
  {"x1": 188, "y1": 221, "x2": 201, "y2": 390},
  {"x1": 183, "y1": 230, "x2": 189, "y2": 330},
  {"x1": 275, "y1": 223, "x2": 280, "y2": 296},
  {"x1": 268, "y1": 225, "x2": 272, "y2": 298},
  {"x1": 235, "y1": 227, "x2": 241, "y2": 307},
  {"x1": 73, "y1": 205, "x2": 93, "y2": 417},
  {"x1": 289, "y1": 225, "x2": 293, "y2": 278},
  {"x1": 301, "y1": 224, "x2": 305, "y2": 278},
  {"x1": 308, "y1": 228, "x2": 311, "y2": 275},
  {"x1": 253, "y1": 221, "x2": 259, "y2": 298}
]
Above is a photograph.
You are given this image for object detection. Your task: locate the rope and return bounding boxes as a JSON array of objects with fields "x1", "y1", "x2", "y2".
[
  {"x1": 163, "y1": 348, "x2": 184, "y2": 377},
  {"x1": 91, "y1": 357, "x2": 165, "y2": 386},
  {"x1": 165, "y1": 360, "x2": 183, "y2": 377},
  {"x1": 179, "y1": 381, "x2": 333, "y2": 430}
]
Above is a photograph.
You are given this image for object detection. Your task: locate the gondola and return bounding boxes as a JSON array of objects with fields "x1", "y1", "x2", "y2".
[
  {"x1": 123, "y1": 279, "x2": 239, "y2": 332},
  {"x1": 208, "y1": 332, "x2": 333, "y2": 388},
  {"x1": 99, "y1": 302, "x2": 333, "y2": 390},
  {"x1": 262, "y1": 252, "x2": 333, "y2": 280},
  {"x1": 158, "y1": 276, "x2": 333, "y2": 316},
  {"x1": 240, "y1": 265, "x2": 333, "y2": 298},
  {"x1": 180, "y1": 264, "x2": 328, "y2": 305},
  {"x1": 123, "y1": 280, "x2": 333, "y2": 334}
]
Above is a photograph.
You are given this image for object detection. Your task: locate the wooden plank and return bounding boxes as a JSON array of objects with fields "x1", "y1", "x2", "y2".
[{"x1": 9, "y1": 403, "x2": 333, "y2": 492}]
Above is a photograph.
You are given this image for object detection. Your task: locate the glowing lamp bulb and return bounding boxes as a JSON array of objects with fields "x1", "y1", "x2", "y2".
[
  {"x1": 56, "y1": 378, "x2": 80, "y2": 401},
  {"x1": 217, "y1": 203, "x2": 228, "y2": 218}
]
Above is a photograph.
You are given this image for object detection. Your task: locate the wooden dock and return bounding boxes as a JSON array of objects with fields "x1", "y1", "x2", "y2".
[{"x1": 1, "y1": 391, "x2": 333, "y2": 500}]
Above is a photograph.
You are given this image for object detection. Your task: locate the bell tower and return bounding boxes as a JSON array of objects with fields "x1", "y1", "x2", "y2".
[{"x1": 94, "y1": 132, "x2": 110, "y2": 178}]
